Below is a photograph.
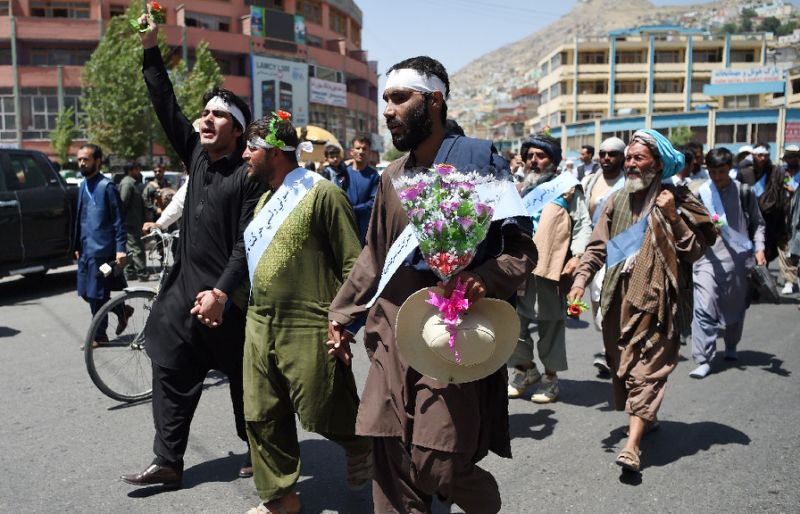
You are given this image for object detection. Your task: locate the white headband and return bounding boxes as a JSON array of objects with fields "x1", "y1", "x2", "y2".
[
  {"x1": 752, "y1": 146, "x2": 770, "y2": 155},
  {"x1": 384, "y1": 68, "x2": 446, "y2": 95},
  {"x1": 205, "y1": 96, "x2": 246, "y2": 130},
  {"x1": 249, "y1": 136, "x2": 313, "y2": 156}
]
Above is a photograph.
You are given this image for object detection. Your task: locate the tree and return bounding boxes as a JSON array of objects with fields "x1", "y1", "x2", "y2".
[
  {"x1": 758, "y1": 16, "x2": 782, "y2": 33},
  {"x1": 740, "y1": 8, "x2": 756, "y2": 32},
  {"x1": 49, "y1": 107, "x2": 79, "y2": 165},
  {"x1": 776, "y1": 20, "x2": 797, "y2": 36},
  {"x1": 81, "y1": 2, "x2": 169, "y2": 161},
  {"x1": 668, "y1": 126, "x2": 694, "y2": 148},
  {"x1": 718, "y1": 22, "x2": 739, "y2": 35},
  {"x1": 383, "y1": 145, "x2": 405, "y2": 162}
]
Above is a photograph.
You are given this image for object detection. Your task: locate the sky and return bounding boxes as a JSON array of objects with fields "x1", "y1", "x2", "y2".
[{"x1": 360, "y1": 0, "x2": 799, "y2": 107}]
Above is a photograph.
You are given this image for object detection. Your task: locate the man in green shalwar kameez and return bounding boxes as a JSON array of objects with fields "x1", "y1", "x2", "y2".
[{"x1": 241, "y1": 112, "x2": 372, "y2": 514}]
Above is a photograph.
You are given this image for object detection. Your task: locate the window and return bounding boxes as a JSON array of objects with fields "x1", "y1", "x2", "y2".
[
  {"x1": 654, "y1": 78, "x2": 683, "y2": 93},
  {"x1": 616, "y1": 51, "x2": 644, "y2": 64},
  {"x1": 691, "y1": 78, "x2": 710, "y2": 93},
  {"x1": 548, "y1": 83, "x2": 561, "y2": 99},
  {"x1": 109, "y1": 4, "x2": 126, "y2": 17},
  {"x1": 692, "y1": 48, "x2": 722, "y2": 63},
  {"x1": 792, "y1": 78, "x2": 800, "y2": 95},
  {"x1": 752, "y1": 123, "x2": 776, "y2": 143},
  {"x1": 715, "y1": 124, "x2": 748, "y2": 144},
  {"x1": 306, "y1": 34, "x2": 322, "y2": 48},
  {"x1": 310, "y1": 65, "x2": 342, "y2": 83},
  {"x1": 296, "y1": 0, "x2": 321, "y2": 24},
  {"x1": 31, "y1": 48, "x2": 92, "y2": 66},
  {"x1": 4, "y1": 154, "x2": 50, "y2": 191},
  {"x1": 549, "y1": 52, "x2": 565, "y2": 70},
  {"x1": 578, "y1": 51, "x2": 607, "y2": 65},
  {"x1": 722, "y1": 95, "x2": 759, "y2": 109},
  {"x1": 615, "y1": 80, "x2": 644, "y2": 94},
  {"x1": 19, "y1": 87, "x2": 85, "y2": 140},
  {"x1": 0, "y1": 90, "x2": 16, "y2": 141},
  {"x1": 329, "y1": 8, "x2": 347, "y2": 36},
  {"x1": 577, "y1": 110, "x2": 604, "y2": 120},
  {"x1": 185, "y1": 12, "x2": 231, "y2": 32},
  {"x1": 731, "y1": 49, "x2": 756, "y2": 63},
  {"x1": 579, "y1": 80, "x2": 607, "y2": 94},
  {"x1": 350, "y1": 23, "x2": 361, "y2": 47},
  {"x1": 655, "y1": 50, "x2": 682, "y2": 63},
  {"x1": 30, "y1": 1, "x2": 90, "y2": 19},
  {"x1": 0, "y1": 49, "x2": 11, "y2": 66}
]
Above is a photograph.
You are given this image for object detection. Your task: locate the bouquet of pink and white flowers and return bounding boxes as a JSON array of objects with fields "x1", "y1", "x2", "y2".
[{"x1": 392, "y1": 163, "x2": 503, "y2": 283}]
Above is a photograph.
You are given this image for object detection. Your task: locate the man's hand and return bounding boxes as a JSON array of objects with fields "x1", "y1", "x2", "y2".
[
  {"x1": 656, "y1": 189, "x2": 679, "y2": 223},
  {"x1": 142, "y1": 221, "x2": 161, "y2": 234},
  {"x1": 755, "y1": 250, "x2": 767, "y2": 266},
  {"x1": 74, "y1": 251, "x2": 80, "y2": 260},
  {"x1": 190, "y1": 289, "x2": 225, "y2": 328},
  {"x1": 561, "y1": 255, "x2": 581, "y2": 278},
  {"x1": 438, "y1": 271, "x2": 487, "y2": 303},
  {"x1": 137, "y1": 14, "x2": 158, "y2": 49},
  {"x1": 115, "y1": 252, "x2": 128, "y2": 268},
  {"x1": 567, "y1": 287, "x2": 585, "y2": 303},
  {"x1": 326, "y1": 320, "x2": 355, "y2": 365}
]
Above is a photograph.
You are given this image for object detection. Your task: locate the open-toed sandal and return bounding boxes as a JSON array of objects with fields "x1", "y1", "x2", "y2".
[
  {"x1": 245, "y1": 491, "x2": 301, "y2": 514},
  {"x1": 615, "y1": 448, "x2": 641, "y2": 472},
  {"x1": 346, "y1": 448, "x2": 373, "y2": 491}
]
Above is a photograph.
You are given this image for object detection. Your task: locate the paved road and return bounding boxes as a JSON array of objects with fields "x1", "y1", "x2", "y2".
[{"x1": 1, "y1": 266, "x2": 798, "y2": 513}]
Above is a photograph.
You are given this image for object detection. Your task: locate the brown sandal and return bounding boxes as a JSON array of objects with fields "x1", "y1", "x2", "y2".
[
  {"x1": 615, "y1": 448, "x2": 641, "y2": 472},
  {"x1": 246, "y1": 491, "x2": 301, "y2": 514},
  {"x1": 346, "y1": 448, "x2": 373, "y2": 491}
]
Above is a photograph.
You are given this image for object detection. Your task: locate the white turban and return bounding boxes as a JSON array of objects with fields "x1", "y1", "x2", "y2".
[{"x1": 599, "y1": 137, "x2": 626, "y2": 153}]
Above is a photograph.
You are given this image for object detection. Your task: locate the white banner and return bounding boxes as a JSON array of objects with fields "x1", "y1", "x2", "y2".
[
  {"x1": 252, "y1": 55, "x2": 309, "y2": 126},
  {"x1": 711, "y1": 67, "x2": 783, "y2": 85},
  {"x1": 309, "y1": 77, "x2": 347, "y2": 108}
]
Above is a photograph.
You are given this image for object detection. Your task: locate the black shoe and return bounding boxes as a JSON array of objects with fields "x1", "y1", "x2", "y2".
[
  {"x1": 239, "y1": 451, "x2": 253, "y2": 478},
  {"x1": 115, "y1": 305, "x2": 135, "y2": 336},
  {"x1": 121, "y1": 463, "x2": 182, "y2": 488}
]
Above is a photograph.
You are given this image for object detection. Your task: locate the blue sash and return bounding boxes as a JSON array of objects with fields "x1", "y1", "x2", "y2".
[
  {"x1": 591, "y1": 176, "x2": 625, "y2": 226},
  {"x1": 753, "y1": 172, "x2": 767, "y2": 198},
  {"x1": 789, "y1": 172, "x2": 800, "y2": 191},
  {"x1": 698, "y1": 181, "x2": 754, "y2": 255},
  {"x1": 522, "y1": 172, "x2": 579, "y2": 217},
  {"x1": 606, "y1": 214, "x2": 649, "y2": 269}
]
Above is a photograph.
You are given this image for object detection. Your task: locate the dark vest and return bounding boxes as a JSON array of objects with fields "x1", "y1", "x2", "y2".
[{"x1": 76, "y1": 175, "x2": 118, "y2": 257}]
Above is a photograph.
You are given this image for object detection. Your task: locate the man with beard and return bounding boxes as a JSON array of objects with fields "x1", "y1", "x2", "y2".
[
  {"x1": 327, "y1": 56, "x2": 536, "y2": 513},
  {"x1": 568, "y1": 129, "x2": 714, "y2": 472},
  {"x1": 240, "y1": 113, "x2": 371, "y2": 514},
  {"x1": 143, "y1": 163, "x2": 173, "y2": 222},
  {"x1": 689, "y1": 148, "x2": 766, "y2": 379},
  {"x1": 122, "y1": 15, "x2": 266, "y2": 488},
  {"x1": 74, "y1": 144, "x2": 129, "y2": 348},
  {"x1": 581, "y1": 137, "x2": 626, "y2": 374},
  {"x1": 737, "y1": 144, "x2": 790, "y2": 293},
  {"x1": 507, "y1": 135, "x2": 591, "y2": 403}
]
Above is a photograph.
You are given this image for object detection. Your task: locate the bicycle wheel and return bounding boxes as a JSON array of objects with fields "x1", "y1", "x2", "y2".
[{"x1": 85, "y1": 289, "x2": 156, "y2": 402}]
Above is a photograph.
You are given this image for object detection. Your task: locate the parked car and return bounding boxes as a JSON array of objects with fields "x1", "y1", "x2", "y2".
[{"x1": 0, "y1": 149, "x2": 79, "y2": 278}]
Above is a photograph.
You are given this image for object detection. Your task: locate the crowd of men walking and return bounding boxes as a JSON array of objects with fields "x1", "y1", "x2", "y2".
[{"x1": 67, "y1": 13, "x2": 800, "y2": 514}]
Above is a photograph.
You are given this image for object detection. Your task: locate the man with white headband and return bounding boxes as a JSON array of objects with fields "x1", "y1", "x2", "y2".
[
  {"x1": 239, "y1": 111, "x2": 369, "y2": 514},
  {"x1": 327, "y1": 56, "x2": 537, "y2": 513},
  {"x1": 122, "y1": 15, "x2": 267, "y2": 489}
]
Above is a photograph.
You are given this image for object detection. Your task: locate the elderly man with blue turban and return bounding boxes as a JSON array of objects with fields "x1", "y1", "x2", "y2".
[{"x1": 568, "y1": 129, "x2": 716, "y2": 473}]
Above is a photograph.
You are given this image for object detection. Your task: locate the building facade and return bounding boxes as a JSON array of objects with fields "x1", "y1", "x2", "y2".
[
  {"x1": 531, "y1": 25, "x2": 790, "y2": 131},
  {"x1": 0, "y1": 0, "x2": 378, "y2": 161}
]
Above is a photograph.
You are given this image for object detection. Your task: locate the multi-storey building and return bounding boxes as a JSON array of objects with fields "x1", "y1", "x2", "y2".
[
  {"x1": 528, "y1": 25, "x2": 800, "y2": 161},
  {"x1": 0, "y1": 0, "x2": 378, "y2": 161}
]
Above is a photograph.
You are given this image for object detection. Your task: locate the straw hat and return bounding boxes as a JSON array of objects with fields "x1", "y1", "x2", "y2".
[{"x1": 395, "y1": 287, "x2": 519, "y2": 384}]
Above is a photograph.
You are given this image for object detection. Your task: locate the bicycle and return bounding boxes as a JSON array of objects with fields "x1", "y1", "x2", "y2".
[{"x1": 83, "y1": 227, "x2": 179, "y2": 402}]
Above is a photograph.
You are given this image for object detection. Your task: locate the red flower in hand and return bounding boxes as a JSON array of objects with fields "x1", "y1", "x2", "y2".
[
  {"x1": 150, "y1": 2, "x2": 163, "y2": 12},
  {"x1": 277, "y1": 110, "x2": 291, "y2": 120},
  {"x1": 566, "y1": 299, "x2": 589, "y2": 319}
]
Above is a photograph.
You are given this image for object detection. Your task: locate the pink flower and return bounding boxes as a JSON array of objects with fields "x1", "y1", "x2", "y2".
[
  {"x1": 408, "y1": 208, "x2": 426, "y2": 224},
  {"x1": 457, "y1": 217, "x2": 473, "y2": 229},
  {"x1": 435, "y1": 164, "x2": 455, "y2": 175},
  {"x1": 399, "y1": 187, "x2": 420, "y2": 202},
  {"x1": 439, "y1": 199, "x2": 459, "y2": 215},
  {"x1": 433, "y1": 219, "x2": 445, "y2": 233},
  {"x1": 475, "y1": 202, "x2": 493, "y2": 218}
]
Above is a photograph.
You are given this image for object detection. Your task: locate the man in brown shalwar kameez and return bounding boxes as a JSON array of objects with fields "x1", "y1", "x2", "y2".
[
  {"x1": 568, "y1": 129, "x2": 715, "y2": 473},
  {"x1": 326, "y1": 56, "x2": 537, "y2": 513}
]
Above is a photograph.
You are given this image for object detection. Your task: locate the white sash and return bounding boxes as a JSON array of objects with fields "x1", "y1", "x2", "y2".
[
  {"x1": 522, "y1": 172, "x2": 580, "y2": 217},
  {"x1": 244, "y1": 168, "x2": 323, "y2": 283},
  {"x1": 698, "y1": 181, "x2": 753, "y2": 255},
  {"x1": 753, "y1": 172, "x2": 767, "y2": 198},
  {"x1": 365, "y1": 181, "x2": 527, "y2": 308}
]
